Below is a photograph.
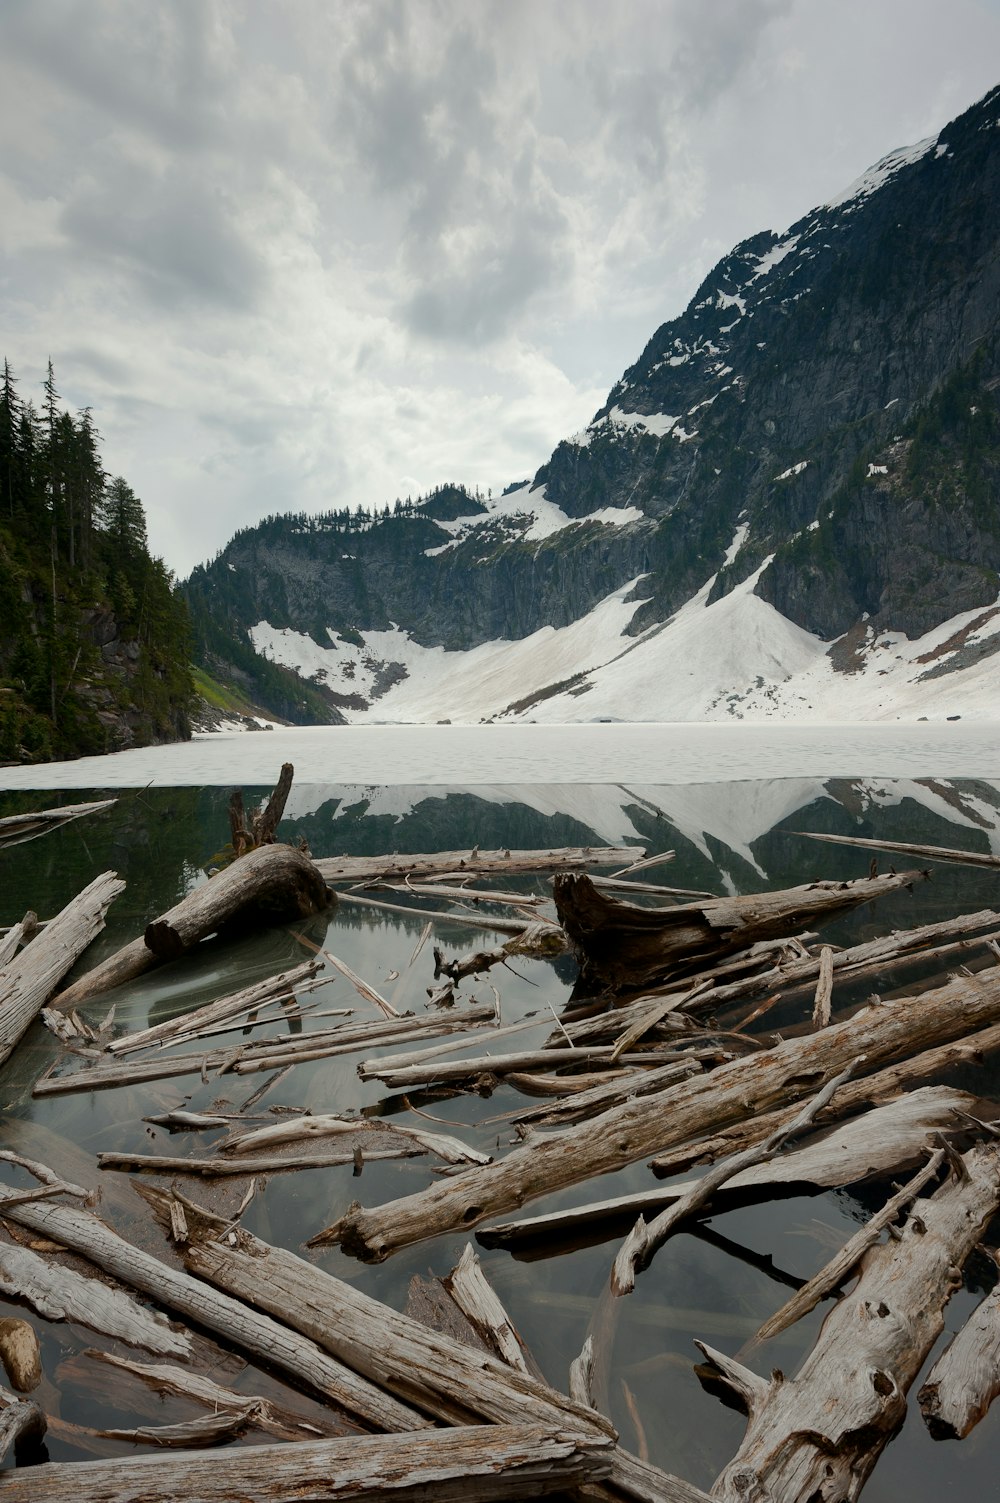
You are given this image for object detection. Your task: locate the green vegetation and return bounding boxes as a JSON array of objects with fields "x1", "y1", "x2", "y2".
[{"x1": 0, "y1": 359, "x2": 193, "y2": 764}]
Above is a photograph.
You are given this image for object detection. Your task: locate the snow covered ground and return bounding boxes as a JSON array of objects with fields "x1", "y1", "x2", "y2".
[{"x1": 2, "y1": 720, "x2": 998, "y2": 791}]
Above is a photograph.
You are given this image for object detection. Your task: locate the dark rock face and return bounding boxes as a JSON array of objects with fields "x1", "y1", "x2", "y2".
[{"x1": 185, "y1": 86, "x2": 1000, "y2": 707}]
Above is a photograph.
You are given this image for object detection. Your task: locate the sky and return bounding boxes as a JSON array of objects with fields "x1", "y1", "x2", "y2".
[{"x1": 2, "y1": 1, "x2": 999, "y2": 578}]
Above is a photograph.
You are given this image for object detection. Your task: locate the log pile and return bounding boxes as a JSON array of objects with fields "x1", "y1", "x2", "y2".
[{"x1": 2, "y1": 769, "x2": 1000, "y2": 1501}]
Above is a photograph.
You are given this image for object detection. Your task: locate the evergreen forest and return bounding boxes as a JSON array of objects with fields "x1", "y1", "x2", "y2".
[{"x1": 0, "y1": 360, "x2": 193, "y2": 764}]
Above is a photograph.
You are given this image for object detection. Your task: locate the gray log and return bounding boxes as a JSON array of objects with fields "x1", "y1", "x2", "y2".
[
  {"x1": 700, "y1": 1140, "x2": 1000, "y2": 1502},
  {"x1": 0, "y1": 1423, "x2": 613, "y2": 1502},
  {"x1": 315, "y1": 845, "x2": 642, "y2": 883},
  {"x1": 0, "y1": 1188, "x2": 427, "y2": 1434},
  {"x1": 0, "y1": 870, "x2": 124, "y2": 1068},
  {"x1": 919, "y1": 1260, "x2": 1000, "y2": 1439}
]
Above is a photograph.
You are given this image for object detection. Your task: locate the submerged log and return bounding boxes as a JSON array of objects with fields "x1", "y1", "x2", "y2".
[
  {"x1": 324, "y1": 964, "x2": 1000, "y2": 1261},
  {"x1": 0, "y1": 1423, "x2": 613, "y2": 1502},
  {"x1": 918, "y1": 1251, "x2": 1000, "y2": 1439},
  {"x1": 0, "y1": 870, "x2": 124, "y2": 1069},
  {"x1": 699, "y1": 1140, "x2": 1000, "y2": 1503},
  {"x1": 553, "y1": 868, "x2": 927, "y2": 996}
]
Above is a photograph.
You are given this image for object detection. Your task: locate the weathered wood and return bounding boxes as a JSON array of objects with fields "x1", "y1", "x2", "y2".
[
  {"x1": 324, "y1": 964, "x2": 1000, "y2": 1260},
  {"x1": 795, "y1": 828, "x2": 1000, "y2": 870},
  {"x1": 433, "y1": 921, "x2": 567, "y2": 982},
  {"x1": 105, "y1": 960, "x2": 323, "y2": 1055},
  {"x1": 143, "y1": 1184, "x2": 615, "y2": 1441},
  {"x1": 99, "y1": 1407, "x2": 259, "y2": 1448},
  {"x1": 554, "y1": 868, "x2": 927, "y2": 996},
  {"x1": 0, "y1": 913, "x2": 38, "y2": 967},
  {"x1": 0, "y1": 1187, "x2": 428, "y2": 1433},
  {"x1": 145, "y1": 843, "x2": 333, "y2": 959},
  {"x1": 359, "y1": 1046, "x2": 705, "y2": 1090},
  {"x1": 0, "y1": 1239, "x2": 192, "y2": 1356},
  {"x1": 443, "y1": 1245, "x2": 543, "y2": 1379},
  {"x1": 315, "y1": 846, "x2": 642, "y2": 884},
  {"x1": 481, "y1": 1089, "x2": 968, "y2": 1254},
  {"x1": 34, "y1": 1003, "x2": 496, "y2": 1095},
  {"x1": 0, "y1": 1423, "x2": 613, "y2": 1501},
  {"x1": 0, "y1": 1318, "x2": 41, "y2": 1391},
  {"x1": 97, "y1": 1145, "x2": 425, "y2": 1177},
  {"x1": 649, "y1": 1021, "x2": 1000, "y2": 1179},
  {"x1": 220, "y1": 1114, "x2": 490, "y2": 1166},
  {"x1": 509, "y1": 1060, "x2": 704, "y2": 1128},
  {"x1": 80, "y1": 1349, "x2": 341, "y2": 1442},
  {"x1": 700, "y1": 1140, "x2": 1000, "y2": 1503},
  {"x1": 610, "y1": 1065, "x2": 856, "y2": 1297},
  {"x1": 0, "y1": 1380, "x2": 45, "y2": 1465},
  {"x1": 811, "y1": 945, "x2": 833, "y2": 1028},
  {"x1": 559, "y1": 908, "x2": 1000, "y2": 1045},
  {"x1": 0, "y1": 870, "x2": 124, "y2": 1068},
  {"x1": 918, "y1": 1253, "x2": 1000, "y2": 1438},
  {"x1": 0, "y1": 797, "x2": 116, "y2": 849}
]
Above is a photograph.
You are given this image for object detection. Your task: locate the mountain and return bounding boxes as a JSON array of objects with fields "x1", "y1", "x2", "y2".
[{"x1": 184, "y1": 85, "x2": 1000, "y2": 726}]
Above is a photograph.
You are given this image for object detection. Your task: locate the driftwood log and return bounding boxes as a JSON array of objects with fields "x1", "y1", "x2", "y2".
[
  {"x1": 141, "y1": 1184, "x2": 615, "y2": 1440},
  {"x1": 698, "y1": 1140, "x2": 1000, "y2": 1502},
  {"x1": 314, "y1": 846, "x2": 642, "y2": 884},
  {"x1": 918, "y1": 1250, "x2": 1000, "y2": 1439},
  {"x1": 324, "y1": 964, "x2": 1000, "y2": 1260},
  {"x1": 0, "y1": 1186, "x2": 427, "y2": 1433},
  {"x1": 0, "y1": 1380, "x2": 45, "y2": 1466},
  {"x1": 0, "y1": 870, "x2": 124, "y2": 1068},
  {"x1": 553, "y1": 868, "x2": 927, "y2": 995},
  {"x1": 0, "y1": 1423, "x2": 613, "y2": 1502},
  {"x1": 51, "y1": 844, "x2": 333, "y2": 1010}
]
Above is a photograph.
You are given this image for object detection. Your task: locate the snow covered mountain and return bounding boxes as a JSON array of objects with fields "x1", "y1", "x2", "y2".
[{"x1": 184, "y1": 85, "x2": 1000, "y2": 726}]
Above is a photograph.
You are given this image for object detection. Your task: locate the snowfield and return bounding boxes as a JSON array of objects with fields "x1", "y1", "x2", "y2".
[{"x1": 247, "y1": 535, "x2": 1000, "y2": 729}]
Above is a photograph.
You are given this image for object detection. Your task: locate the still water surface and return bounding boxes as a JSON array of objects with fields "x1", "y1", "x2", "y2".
[{"x1": 2, "y1": 729, "x2": 1000, "y2": 1496}]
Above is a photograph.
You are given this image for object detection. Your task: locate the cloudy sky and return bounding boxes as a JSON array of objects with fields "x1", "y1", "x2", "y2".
[{"x1": 2, "y1": 1, "x2": 999, "y2": 576}]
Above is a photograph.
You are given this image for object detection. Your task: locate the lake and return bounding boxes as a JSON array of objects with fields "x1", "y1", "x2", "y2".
[{"x1": 1, "y1": 722, "x2": 999, "y2": 1497}]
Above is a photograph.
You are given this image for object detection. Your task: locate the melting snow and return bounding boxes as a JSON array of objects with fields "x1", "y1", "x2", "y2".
[
  {"x1": 824, "y1": 135, "x2": 938, "y2": 212},
  {"x1": 774, "y1": 461, "x2": 809, "y2": 480}
]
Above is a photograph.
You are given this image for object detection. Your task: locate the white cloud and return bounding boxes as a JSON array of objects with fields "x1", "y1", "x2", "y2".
[{"x1": 1, "y1": 0, "x2": 998, "y2": 574}]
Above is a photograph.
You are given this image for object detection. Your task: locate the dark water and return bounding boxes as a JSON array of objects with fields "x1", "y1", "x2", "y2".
[{"x1": 2, "y1": 775, "x2": 999, "y2": 1495}]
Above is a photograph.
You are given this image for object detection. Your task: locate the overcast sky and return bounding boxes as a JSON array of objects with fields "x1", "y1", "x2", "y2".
[{"x1": 2, "y1": 0, "x2": 999, "y2": 576}]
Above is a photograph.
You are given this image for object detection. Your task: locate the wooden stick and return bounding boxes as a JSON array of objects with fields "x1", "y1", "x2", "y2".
[
  {"x1": 610, "y1": 1063, "x2": 857, "y2": 1296},
  {"x1": 0, "y1": 797, "x2": 116, "y2": 849},
  {"x1": 105, "y1": 960, "x2": 323, "y2": 1055},
  {"x1": 751, "y1": 1148, "x2": 947, "y2": 1346},
  {"x1": 794, "y1": 828, "x2": 1000, "y2": 870},
  {"x1": 0, "y1": 1381, "x2": 45, "y2": 1465},
  {"x1": 97, "y1": 1146, "x2": 425, "y2": 1177},
  {"x1": 812, "y1": 945, "x2": 834, "y2": 1028}
]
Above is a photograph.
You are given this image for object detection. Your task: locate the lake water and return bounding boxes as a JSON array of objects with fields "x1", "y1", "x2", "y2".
[{"x1": 2, "y1": 724, "x2": 999, "y2": 1497}]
